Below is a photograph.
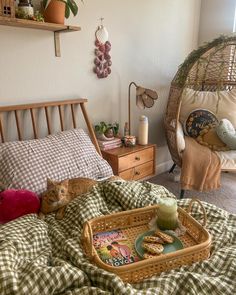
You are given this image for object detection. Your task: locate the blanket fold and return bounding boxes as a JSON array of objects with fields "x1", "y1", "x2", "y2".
[
  {"x1": 181, "y1": 137, "x2": 221, "y2": 191},
  {"x1": 1, "y1": 181, "x2": 236, "y2": 295}
]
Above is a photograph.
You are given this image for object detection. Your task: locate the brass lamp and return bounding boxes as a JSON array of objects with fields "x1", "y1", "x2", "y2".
[{"x1": 128, "y1": 81, "x2": 158, "y2": 135}]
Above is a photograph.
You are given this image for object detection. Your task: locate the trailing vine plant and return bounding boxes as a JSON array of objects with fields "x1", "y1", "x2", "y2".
[{"x1": 175, "y1": 35, "x2": 236, "y2": 87}]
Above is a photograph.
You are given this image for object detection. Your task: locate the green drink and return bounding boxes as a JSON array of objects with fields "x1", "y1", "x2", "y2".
[{"x1": 157, "y1": 199, "x2": 178, "y2": 230}]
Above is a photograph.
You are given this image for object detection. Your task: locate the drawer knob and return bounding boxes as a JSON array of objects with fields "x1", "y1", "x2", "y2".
[
  {"x1": 135, "y1": 156, "x2": 140, "y2": 161},
  {"x1": 135, "y1": 171, "x2": 141, "y2": 175}
]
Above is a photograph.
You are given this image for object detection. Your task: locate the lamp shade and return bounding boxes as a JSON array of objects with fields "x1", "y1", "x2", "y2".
[{"x1": 128, "y1": 82, "x2": 158, "y2": 135}]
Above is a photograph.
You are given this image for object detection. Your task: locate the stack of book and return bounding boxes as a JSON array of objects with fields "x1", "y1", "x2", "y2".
[{"x1": 98, "y1": 138, "x2": 122, "y2": 151}]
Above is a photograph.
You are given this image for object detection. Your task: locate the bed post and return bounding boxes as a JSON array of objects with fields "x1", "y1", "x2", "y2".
[
  {"x1": 80, "y1": 102, "x2": 102, "y2": 156},
  {"x1": 0, "y1": 114, "x2": 4, "y2": 143}
]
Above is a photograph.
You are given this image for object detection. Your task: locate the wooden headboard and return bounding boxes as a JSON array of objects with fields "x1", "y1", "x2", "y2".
[{"x1": 0, "y1": 99, "x2": 101, "y2": 155}]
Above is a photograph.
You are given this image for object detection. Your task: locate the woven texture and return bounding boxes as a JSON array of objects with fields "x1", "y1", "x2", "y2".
[
  {"x1": 165, "y1": 35, "x2": 236, "y2": 167},
  {"x1": 0, "y1": 129, "x2": 113, "y2": 194},
  {"x1": 0, "y1": 181, "x2": 236, "y2": 295}
]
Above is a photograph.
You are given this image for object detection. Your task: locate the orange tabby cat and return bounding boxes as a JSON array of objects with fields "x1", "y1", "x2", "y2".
[{"x1": 38, "y1": 177, "x2": 97, "y2": 220}]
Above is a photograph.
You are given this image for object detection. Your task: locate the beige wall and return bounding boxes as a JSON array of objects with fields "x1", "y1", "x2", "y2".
[
  {"x1": 0, "y1": 0, "x2": 201, "y2": 170},
  {"x1": 198, "y1": 0, "x2": 236, "y2": 45}
]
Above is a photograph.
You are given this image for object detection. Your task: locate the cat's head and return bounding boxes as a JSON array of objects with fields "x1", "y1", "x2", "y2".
[{"x1": 40, "y1": 179, "x2": 69, "y2": 213}]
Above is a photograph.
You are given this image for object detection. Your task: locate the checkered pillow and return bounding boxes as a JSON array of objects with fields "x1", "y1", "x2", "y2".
[{"x1": 0, "y1": 129, "x2": 113, "y2": 194}]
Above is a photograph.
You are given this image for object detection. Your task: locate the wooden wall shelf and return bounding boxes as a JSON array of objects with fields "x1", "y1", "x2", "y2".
[{"x1": 0, "y1": 16, "x2": 81, "y2": 57}]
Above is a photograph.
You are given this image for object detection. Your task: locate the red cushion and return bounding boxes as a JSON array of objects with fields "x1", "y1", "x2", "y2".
[{"x1": 0, "y1": 189, "x2": 40, "y2": 224}]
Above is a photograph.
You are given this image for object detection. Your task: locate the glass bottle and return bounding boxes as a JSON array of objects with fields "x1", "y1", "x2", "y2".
[
  {"x1": 138, "y1": 115, "x2": 148, "y2": 145},
  {"x1": 124, "y1": 122, "x2": 129, "y2": 136}
]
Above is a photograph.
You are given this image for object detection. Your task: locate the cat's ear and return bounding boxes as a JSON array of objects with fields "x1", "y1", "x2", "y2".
[
  {"x1": 61, "y1": 179, "x2": 69, "y2": 187},
  {"x1": 47, "y1": 178, "x2": 55, "y2": 188}
]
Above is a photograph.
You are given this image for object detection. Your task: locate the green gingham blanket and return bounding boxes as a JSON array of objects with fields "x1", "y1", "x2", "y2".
[{"x1": 0, "y1": 180, "x2": 236, "y2": 295}]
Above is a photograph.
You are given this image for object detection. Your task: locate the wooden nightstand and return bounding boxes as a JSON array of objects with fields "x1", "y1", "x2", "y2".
[{"x1": 102, "y1": 144, "x2": 156, "y2": 181}]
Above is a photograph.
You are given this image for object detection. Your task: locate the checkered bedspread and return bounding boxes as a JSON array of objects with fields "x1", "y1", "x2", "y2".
[{"x1": 0, "y1": 181, "x2": 236, "y2": 295}]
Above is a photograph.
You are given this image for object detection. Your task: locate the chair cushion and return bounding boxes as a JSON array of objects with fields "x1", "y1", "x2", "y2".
[
  {"x1": 180, "y1": 88, "x2": 236, "y2": 128},
  {"x1": 176, "y1": 121, "x2": 185, "y2": 153},
  {"x1": 215, "y1": 150, "x2": 236, "y2": 170},
  {"x1": 216, "y1": 119, "x2": 236, "y2": 150}
]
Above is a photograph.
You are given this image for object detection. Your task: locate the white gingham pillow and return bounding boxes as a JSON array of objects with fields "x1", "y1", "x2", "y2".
[{"x1": 0, "y1": 129, "x2": 113, "y2": 194}]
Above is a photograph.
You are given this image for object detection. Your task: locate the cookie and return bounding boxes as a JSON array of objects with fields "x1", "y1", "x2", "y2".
[
  {"x1": 143, "y1": 236, "x2": 164, "y2": 244},
  {"x1": 154, "y1": 230, "x2": 174, "y2": 244},
  {"x1": 142, "y1": 243, "x2": 164, "y2": 255}
]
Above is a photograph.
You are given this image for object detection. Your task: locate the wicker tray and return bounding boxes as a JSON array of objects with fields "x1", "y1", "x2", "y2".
[{"x1": 82, "y1": 199, "x2": 211, "y2": 283}]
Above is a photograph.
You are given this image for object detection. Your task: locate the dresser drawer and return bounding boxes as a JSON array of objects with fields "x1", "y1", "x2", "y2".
[
  {"x1": 119, "y1": 161, "x2": 154, "y2": 180},
  {"x1": 119, "y1": 147, "x2": 154, "y2": 172}
]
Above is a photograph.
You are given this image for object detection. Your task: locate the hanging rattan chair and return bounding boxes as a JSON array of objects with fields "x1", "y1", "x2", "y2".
[{"x1": 164, "y1": 35, "x2": 236, "y2": 193}]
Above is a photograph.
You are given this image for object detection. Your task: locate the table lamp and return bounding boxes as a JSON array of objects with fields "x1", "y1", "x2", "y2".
[{"x1": 128, "y1": 81, "x2": 158, "y2": 135}]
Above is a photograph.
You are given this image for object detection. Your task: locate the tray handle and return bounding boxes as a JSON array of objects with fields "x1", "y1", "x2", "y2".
[
  {"x1": 186, "y1": 198, "x2": 207, "y2": 227},
  {"x1": 83, "y1": 221, "x2": 96, "y2": 260}
]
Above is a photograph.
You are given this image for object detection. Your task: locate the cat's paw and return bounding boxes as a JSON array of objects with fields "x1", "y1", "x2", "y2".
[
  {"x1": 107, "y1": 176, "x2": 124, "y2": 182},
  {"x1": 55, "y1": 212, "x2": 64, "y2": 220},
  {"x1": 38, "y1": 212, "x2": 45, "y2": 220},
  {"x1": 55, "y1": 207, "x2": 65, "y2": 220}
]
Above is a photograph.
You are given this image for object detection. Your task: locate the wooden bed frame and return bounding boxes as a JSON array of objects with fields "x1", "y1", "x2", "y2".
[{"x1": 0, "y1": 99, "x2": 101, "y2": 155}]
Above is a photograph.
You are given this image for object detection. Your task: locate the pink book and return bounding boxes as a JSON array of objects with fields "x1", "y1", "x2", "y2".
[
  {"x1": 93, "y1": 229, "x2": 140, "y2": 267},
  {"x1": 100, "y1": 143, "x2": 122, "y2": 151},
  {"x1": 98, "y1": 138, "x2": 121, "y2": 146}
]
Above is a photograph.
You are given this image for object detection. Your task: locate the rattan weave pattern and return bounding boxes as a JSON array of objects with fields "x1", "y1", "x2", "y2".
[
  {"x1": 82, "y1": 200, "x2": 211, "y2": 283},
  {"x1": 165, "y1": 35, "x2": 236, "y2": 167}
]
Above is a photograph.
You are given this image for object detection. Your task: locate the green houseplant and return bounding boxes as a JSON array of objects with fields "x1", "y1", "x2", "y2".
[
  {"x1": 43, "y1": 0, "x2": 83, "y2": 24},
  {"x1": 95, "y1": 122, "x2": 119, "y2": 141}
]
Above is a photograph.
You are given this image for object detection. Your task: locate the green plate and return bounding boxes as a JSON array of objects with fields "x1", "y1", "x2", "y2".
[{"x1": 135, "y1": 230, "x2": 183, "y2": 258}]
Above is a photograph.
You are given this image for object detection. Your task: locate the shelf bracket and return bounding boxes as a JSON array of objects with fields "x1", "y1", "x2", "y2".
[
  {"x1": 54, "y1": 31, "x2": 61, "y2": 57},
  {"x1": 54, "y1": 28, "x2": 77, "y2": 57},
  {"x1": 0, "y1": 18, "x2": 81, "y2": 58}
]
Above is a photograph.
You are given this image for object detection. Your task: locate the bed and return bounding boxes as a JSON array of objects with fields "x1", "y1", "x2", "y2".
[{"x1": 0, "y1": 99, "x2": 236, "y2": 295}]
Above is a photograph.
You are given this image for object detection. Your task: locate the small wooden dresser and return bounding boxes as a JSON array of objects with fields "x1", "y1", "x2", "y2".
[{"x1": 102, "y1": 144, "x2": 156, "y2": 180}]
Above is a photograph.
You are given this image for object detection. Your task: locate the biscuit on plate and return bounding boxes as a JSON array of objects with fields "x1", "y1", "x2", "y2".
[
  {"x1": 143, "y1": 235, "x2": 164, "y2": 244},
  {"x1": 154, "y1": 230, "x2": 174, "y2": 244},
  {"x1": 142, "y1": 243, "x2": 164, "y2": 255}
]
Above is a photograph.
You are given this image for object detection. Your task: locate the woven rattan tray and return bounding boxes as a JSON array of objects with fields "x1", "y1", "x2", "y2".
[{"x1": 82, "y1": 199, "x2": 211, "y2": 283}]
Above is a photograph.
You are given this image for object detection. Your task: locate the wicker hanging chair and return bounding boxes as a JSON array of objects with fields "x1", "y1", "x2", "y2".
[{"x1": 165, "y1": 35, "x2": 236, "y2": 169}]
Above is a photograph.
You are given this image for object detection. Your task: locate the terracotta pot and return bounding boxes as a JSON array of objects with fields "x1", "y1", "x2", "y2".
[{"x1": 44, "y1": 0, "x2": 65, "y2": 25}]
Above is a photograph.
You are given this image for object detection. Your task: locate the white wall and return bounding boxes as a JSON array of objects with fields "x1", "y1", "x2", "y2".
[
  {"x1": 198, "y1": 0, "x2": 236, "y2": 45},
  {"x1": 0, "y1": 0, "x2": 201, "y2": 170}
]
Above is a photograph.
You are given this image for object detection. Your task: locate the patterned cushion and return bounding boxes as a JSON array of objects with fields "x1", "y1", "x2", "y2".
[
  {"x1": 0, "y1": 129, "x2": 113, "y2": 194},
  {"x1": 216, "y1": 119, "x2": 236, "y2": 149},
  {"x1": 184, "y1": 109, "x2": 218, "y2": 137}
]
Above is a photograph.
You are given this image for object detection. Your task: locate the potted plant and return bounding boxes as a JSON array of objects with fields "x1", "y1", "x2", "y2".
[
  {"x1": 43, "y1": 0, "x2": 83, "y2": 24},
  {"x1": 95, "y1": 122, "x2": 119, "y2": 141}
]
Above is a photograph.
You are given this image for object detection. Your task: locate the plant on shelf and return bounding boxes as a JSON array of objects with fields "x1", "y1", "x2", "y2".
[
  {"x1": 43, "y1": 0, "x2": 83, "y2": 24},
  {"x1": 95, "y1": 122, "x2": 119, "y2": 141},
  {"x1": 16, "y1": 10, "x2": 44, "y2": 22}
]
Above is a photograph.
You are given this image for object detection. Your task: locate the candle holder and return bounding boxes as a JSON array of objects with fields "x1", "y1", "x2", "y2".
[
  {"x1": 124, "y1": 135, "x2": 136, "y2": 147},
  {"x1": 156, "y1": 199, "x2": 178, "y2": 230}
]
